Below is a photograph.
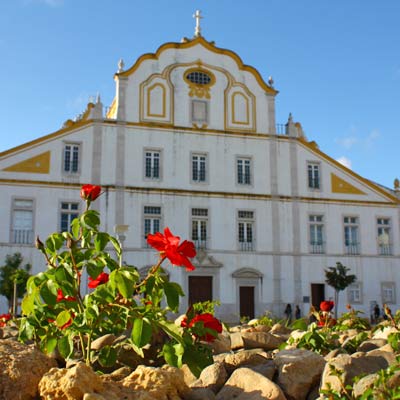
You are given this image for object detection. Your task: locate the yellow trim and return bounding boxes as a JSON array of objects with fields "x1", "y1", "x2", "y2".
[
  {"x1": 299, "y1": 139, "x2": 399, "y2": 203},
  {"x1": 183, "y1": 66, "x2": 216, "y2": 99},
  {"x1": 3, "y1": 151, "x2": 50, "y2": 174},
  {"x1": 231, "y1": 92, "x2": 250, "y2": 125},
  {"x1": 106, "y1": 98, "x2": 117, "y2": 118},
  {"x1": 0, "y1": 179, "x2": 396, "y2": 207},
  {"x1": 331, "y1": 173, "x2": 366, "y2": 195},
  {"x1": 116, "y1": 37, "x2": 277, "y2": 96},
  {"x1": 147, "y1": 83, "x2": 167, "y2": 118}
]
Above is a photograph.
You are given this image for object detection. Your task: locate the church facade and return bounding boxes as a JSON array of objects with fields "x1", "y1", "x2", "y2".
[{"x1": 0, "y1": 28, "x2": 399, "y2": 321}]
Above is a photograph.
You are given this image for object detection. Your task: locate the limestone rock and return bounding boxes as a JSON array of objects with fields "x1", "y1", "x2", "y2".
[
  {"x1": 270, "y1": 323, "x2": 292, "y2": 335},
  {"x1": 230, "y1": 331, "x2": 245, "y2": 350},
  {"x1": 356, "y1": 338, "x2": 387, "y2": 352},
  {"x1": 274, "y1": 349, "x2": 326, "y2": 400},
  {"x1": 90, "y1": 333, "x2": 116, "y2": 350},
  {"x1": 187, "y1": 387, "x2": 217, "y2": 399},
  {"x1": 320, "y1": 352, "x2": 393, "y2": 394},
  {"x1": 216, "y1": 367, "x2": 287, "y2": 400},
  {"x1": 352, "y1": 373, "x2": 377, "y2": 398},
  {"x1": 191, "y1": 362, "x2": 227, "y2": 393},
  {"x1": 209, "y1": 333, "x2": 231, "y2": 354},
  {"x1": 223, "y1": 350, "x2": 271, "y2": 374},
  {"x1": 241, "y1": 331, "x2": 285, "y2": 350},
  {"x1": 0, "y1": 339, "x2": 57, "y2": 400},
  {"x1": 372, "y1": 326, "x2": 399, "y2": 340},
  {"x1": 248, "y1": 360, "x2": 276, "y2": 380}
]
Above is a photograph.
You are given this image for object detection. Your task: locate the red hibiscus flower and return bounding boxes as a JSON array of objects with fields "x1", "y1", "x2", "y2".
[
  {"x1": 147, "y1": 227, "x2": 196, "y2": 271},
  {"x1": 320, "y1": 301, "x2": 334, "y2": 312},
  {"x1": 88, "y1": 272, "x2": 109, "y2": 289},
  {"x1": 56, "y1": 289, "x2": 76, "y2": 302},
  {"x1": 0, "y1": 313, "x2": 11, "y2": 327},
  {"x1": 181, "y1": 313, "x2": 223, "y2": 342},
  {"x1": 80, "y1": 184, "x2": 101, "y2": 202}
]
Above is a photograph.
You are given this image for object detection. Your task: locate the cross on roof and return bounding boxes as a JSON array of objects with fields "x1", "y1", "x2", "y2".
[{"x1": 193, "y1": 10, "x2": 203, "y2": 37}]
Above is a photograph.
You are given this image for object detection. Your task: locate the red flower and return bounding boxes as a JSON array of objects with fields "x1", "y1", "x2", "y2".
[
  {"x1": 56, "y1": 289, "x2": 76, "y2": 302},
  {"x1": 320, "y1": 301, "x2": 334, "y2": 312},
  {"x1": 80, "y1": 184, "x2": 101, "y2": 202},
  {"x1": 0, "y1": 313, "x2": 11, "y2": 327},
  {"x1": 88, "y1": 272, "x2": 109, "y2": 288},
  {"x1": 147, "y1": 227, "x2": 196, "y2": 271},
  {"x1": 318, "y1": 316, "x2": 336, "y2": 327},
  {"x1": 181, "y1": 313, "x2": 223, "y2": 342}
]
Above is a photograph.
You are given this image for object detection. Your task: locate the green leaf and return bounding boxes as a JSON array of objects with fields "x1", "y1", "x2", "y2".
[
  {"x1": 45, "y1": 233, "x2": 65, "y2": 253},
  {"x1": 80, "y1": 210, "x2": 101, "y2": 230},
  {"x1": 40, "y1": 280, "x2": 57, "y2": 305},
  {"x1": 145, "y1": 275, "x2": 155, "y2": 294},
  {"x1": 110, "y1": 270, "x2": 133, "y2": 299},
  {"x1": 163, "y1": 343, "x2": 184, "y2": 368},
  {"x1": 58, "y1": 335, "x2": 74, "y2": 359},
  {"x1": 131, "y1": 318, "x2": 152, "y2": 348},
  {"x1": 56, "y1": 310, "x2": 71, "y2": 328},
  {"x1": 290, "y1": 318, "x2": 308, "y2": 331},
  {"x1": 21, "y1": 291, "x2": 37, "y2": 315},
  {"x1": 109, "y1": 236, "x2": 122, "y2": 256},
  {"x1": 156, "y1": 320, "x2": 184, "y2": 344},
  {"x1": 94, "y1": 232, "x2": 110, "y2": 252},
  {"x1": 182, "y1": 345, "x2": 213, "y2": 378},
  {"x1": 164, "y1": 282, "x2": 181, "y2": 312},
  {"x1": 98, "y1": 345, "x2": 118, "y2": 367},
  {"x1": 71, "y1": 218, "x2": 80, "y2": 239},
  {"x1": 45, "y1": 336, "x2": 58, "y2": 354}
]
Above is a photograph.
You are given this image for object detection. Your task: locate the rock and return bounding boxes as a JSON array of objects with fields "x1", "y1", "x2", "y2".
[
  {"x1": 356, "y1": 338, "x2": 387, "y2": 352},
  {"x1": 122, "y1": 364, "x2": 190, "y2": 399},
  {"x1": 248, "y1": 360, "x2": 276, "y2": 380},
  {"x1": 230, "y1": 332, "x2": 245, "y2": 350},
  {"x1": 187, "y1": 387, "x2": 217, "y2": 399},
  {"x1": 209, "y1": 333, "x2": 231, "y2": 354},
  {"x1": 107, "y1": 366, "x2": 132, "y2": 381},
  {"x1": 253, "y1": 324, "x2": 272, "y2": 333},
  {"x1": 83, "y1": 394, "x2": 107, "y2": 400},
  {"x1": 270, "y1": 323, "x2": 292, "y2": 335},
  {"x1": 192, "y1": 362, "x2": 227, "y2": 393},
  {"x1": 305, "y1": 385, "x2": 320, "y2": 400},
  {"x1": 372, "y1": 326, "x2": 399, "y2": 340},
  {"x1": 274, "y1": 349, "x2": 325, "y2": 400},
  {"x1": 90, "y1": 334, "x2": 116, "y2": 350},
  {"x1": 223, "y1": 350, "x2": 271, "y2": 374},
  {"x1": 352, "y1": 373, "x2": 377, "y2": 397},
  {"x1": 181, "y1": 364, "x2": 198, "y2": 386},
  {"x1": 216, "y1": 367, "x2": 287, "y2": 400},
  {"x1": 320, "y1": 352, "x2": 393, "y2": 394},
  {"x1": 324, "y1": 348, "x2": 347, "y2": 362},
  {"x1": 241, "y1": 331, "x2": 285, "y2": 350},
  {"x1": 0, "y1": 339, "x2": 57, "y2": 400}
]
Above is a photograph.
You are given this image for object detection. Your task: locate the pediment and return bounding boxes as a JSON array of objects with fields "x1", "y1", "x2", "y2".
[
  {"x1": 193, "y1": 249, "x2": 222, "y2": 268},
  {"x1": 232, "y1": 267, "x2": 263, "y2": 279}
]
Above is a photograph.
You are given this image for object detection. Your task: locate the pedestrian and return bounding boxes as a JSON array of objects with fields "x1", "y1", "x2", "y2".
[
  {"x1": 373, "y1": 303, "x2": 380, "y2": 323},
  {"x1": 295, "y1": 305, "x2": 301, "y2": 319},
  {"x1": 284, "y1": 303, "x2": 292, "y2": 323}
]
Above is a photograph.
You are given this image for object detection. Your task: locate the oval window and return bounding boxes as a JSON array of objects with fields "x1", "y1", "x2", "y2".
[{"x1": 185, "y1": 70, "x2": 212, "y2": 85}]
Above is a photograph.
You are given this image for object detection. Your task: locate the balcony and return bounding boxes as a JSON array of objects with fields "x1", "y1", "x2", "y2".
[
  {"x1": 193, "y1": 239, "x2": 207, "y2": 250},
  {"x1": 239, "y1": 241, "x2": 254, "y2": 252},
  {"x1": 11, "y1": 229, "x2": 33, "y2": 245},
  {"x1": 310, "y1": 242, "x2": 325, "y2": 254},
  {"x1": 345, "y1": 243, "x2": 360, "y2": 255},
  {"x1": 379, "y1": 244, "x2": 392, "y2": 256}
]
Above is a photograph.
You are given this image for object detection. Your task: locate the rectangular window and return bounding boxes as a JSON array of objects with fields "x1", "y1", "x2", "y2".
[
  {"x1": 307, "y1": 162, "x2": 320, "y2": 189},
  {"x1": 309, "y1": 215, "x2": 324, "y2": 254},
  {"x1": 191, "y1": 208, "x2": 208, "y2": 249},
  {"x1": 381, "y1": 282, "x2": 396, "y2": 304},
  {"x1": 145, "y1": 151, "x2": 161, "y2": 179},
  {"x1": 238, "y1": 210, "x2": 254, "y2": 251},
  {"x1": 377, "y1": 217, "x2": 392, "y2": 255},
  {"x1": 60, "y1": 202, "x2": 79, "y2": 232},
  {"x1": 11, "y1": 199, "x2": 34, "y2": 244},
  {"x1": 192, "y1": 154, "x2": 207, "y2": 183},
  {"x1": 347, "y1": 283, "x2": 362, "y2": 304},
  {"x1": 144, "y1": 206, "x2": 161, "y2": 247},
  {"x1": 344, "y1": 216, "x2": 359, "y2": 255},
  {"x1": 237, "y1": 158, "x2": 251, "y2": 185},
  {"x1": 63, "y1": 143, "x2": 80, "y2": 173},
  {"x1": 191, "y1": 100, "x2": 208, "y2": 124}
]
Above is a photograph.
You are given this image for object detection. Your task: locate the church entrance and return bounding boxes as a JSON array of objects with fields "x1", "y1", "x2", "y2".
[
  {"x1": 188, "y1": 276, "x2": 213, "y2": 305},
  {"x1": 239, "y1": 286, "x2": 255, "y2": 320},
  {"x1": 311, "y1": 283, "x2": 325, "y2": 310}
]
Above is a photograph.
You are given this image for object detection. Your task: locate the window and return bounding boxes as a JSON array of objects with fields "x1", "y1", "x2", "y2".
[
  {"x1": 144, "y1": 150, "x2": 161, "y2": 179},
  {"x1": 60, "y1": 202, "x2": 79, "y2": 232},
  {"x1": 307, "y1": 162, "x2": 320, "y2": 189},
  {"x1": 11, "y1": 199, "x2": 34, "y2": 244},
  {"x1": 348, "y1": 283, "x2": 362, "y2": 304},
  {"x1": 191, "y1": 100, "x2": 208, "y2": 125},
  {"x1": 144, "y1": 206, "x2": 161, "y2": 247},
  {"x1": 377, "y1": 217, "x2": 392, "y2": 255},
  {"x1": 63, "y1": 143, "x2": 80, "y2": 174},
  {"x1": 237, "y1": 158, "x2": 251, "y2": 185},
  {"x1": 185, "y1": 70, "x2": 212, "y2": 85},
  {"x1": 309, "y1": 215, "x2": 324, "y2": 254},
  {"x1": 344, "y1": 216, "x2": 359, "y2": 255},
  {"x1": 192, "y1": 154, "x2": 207, "y2": 183},
  {"x1": 191, "y1": 208, "x2": 208, "y2": 249},
  {"x1": 381, "y1": 282, "x2": 396, "y2": 304},
  {"x1": 238, "y1": 210, "x2": 254, "y2": 251}
]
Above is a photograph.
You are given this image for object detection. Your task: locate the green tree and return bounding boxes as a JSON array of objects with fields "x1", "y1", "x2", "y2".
[
  {"x1": 325, "y1": 262, "x2": 356, "y2": 318},
  {"x1": 0, "y1": 253, "x2": 31, "y2": 314}
]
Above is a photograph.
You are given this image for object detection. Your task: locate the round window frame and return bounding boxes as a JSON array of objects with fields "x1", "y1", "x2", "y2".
[{"x1": 183, "y1": 68, "x2": 216, "y2": 87}]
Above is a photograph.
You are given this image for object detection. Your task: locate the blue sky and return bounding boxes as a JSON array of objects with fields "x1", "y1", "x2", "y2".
[{"x1": 1, "y1": 0, "x2": 399, "y2": 189}]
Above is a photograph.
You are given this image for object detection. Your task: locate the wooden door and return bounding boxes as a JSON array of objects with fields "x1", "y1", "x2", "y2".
[
  {"x1": 240, "y1": 286, "x2": 255, "y2": 319},
  {"x1": 311, "y1": 283, "x2": 325, "y2": 310},
  {"x1": 188, "y1": 276, "x2": 212, "y2": 305}
]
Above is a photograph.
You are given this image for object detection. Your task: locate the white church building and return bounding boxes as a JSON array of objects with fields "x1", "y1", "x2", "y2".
[{"x1": 1, "y1": 16, "x2": 399, "y2": 322}]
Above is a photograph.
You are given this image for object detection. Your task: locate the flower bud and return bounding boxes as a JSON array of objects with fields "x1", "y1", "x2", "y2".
[{"x1": 35, "y1": 236, "x2": 45, "y2": 251}]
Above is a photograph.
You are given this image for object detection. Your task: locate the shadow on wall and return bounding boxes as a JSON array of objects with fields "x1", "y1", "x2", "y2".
[{"x1": 0, "y1": 295, "x2": 8, "y2": 314}]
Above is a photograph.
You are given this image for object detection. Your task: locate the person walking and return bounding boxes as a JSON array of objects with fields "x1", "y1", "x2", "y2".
[
  {"x1": 295, "y1": 305, "x2": 301, "y2": 320},
  {"x1": 373, "y1": 303, "x2": 380, "y2": 323},
  {"x1": 284, "y1": 303, "x2": 292, "y2": 323}
]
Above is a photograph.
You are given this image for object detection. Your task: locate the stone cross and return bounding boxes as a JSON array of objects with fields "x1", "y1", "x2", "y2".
[{"x1": 193, "y1": 10, "x2": 203, "y2": 37}]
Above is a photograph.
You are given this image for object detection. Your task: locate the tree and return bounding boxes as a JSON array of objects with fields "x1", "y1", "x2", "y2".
[
  {"x1": 325, "y1": 262, "x2": 356, "y2": 318},
  {"x1": 0, "y1": 253, "x2": 31, "y2": 314}
]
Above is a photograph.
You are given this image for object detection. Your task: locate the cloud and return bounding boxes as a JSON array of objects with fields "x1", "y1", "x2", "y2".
[
  {"x1": 336, "y1": 136, "x2": 358, "y2": 150},
  {"x1": 336, "y1": 156, "x2": 352, "y2": 170},
  {"x1": 365, "y1": 129, "x2": 381, "y2": 148},
  {"x1": 336, "y1": 128, "x2": 381, "y2": 150}
]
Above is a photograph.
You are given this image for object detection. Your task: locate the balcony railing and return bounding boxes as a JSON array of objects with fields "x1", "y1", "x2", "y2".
[
  {"x1": 11, "y1": 229, "x2": 33, "y2": 245},
  {"x1": 345, "y1": 243, "x2": 360, "y2": 255},
  {"x1": 310, "y1": 242, "x2": 325, "y2": 254},
  {"x1": 239, "y1": 241, "x2": 254, "y2": 251},
  {"x1": 193, "y1": 239, "x2": 207, "y2": 250},
  {"x1": 378, "y1": 244, "x2": 392, "y2": 256}
]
